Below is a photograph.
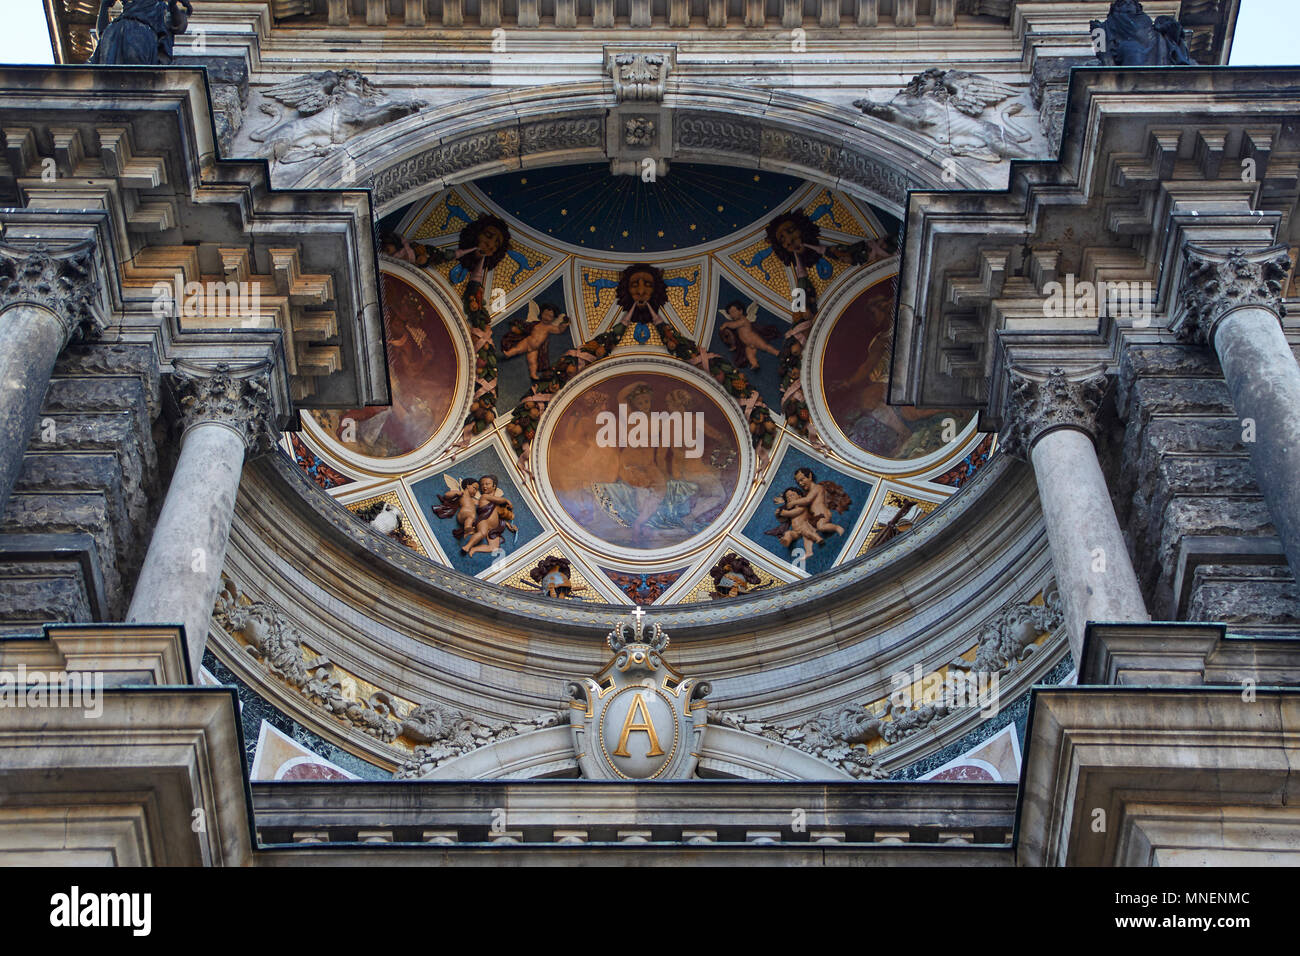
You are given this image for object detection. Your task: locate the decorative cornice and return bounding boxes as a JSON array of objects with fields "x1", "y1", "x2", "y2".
[
  {"x1": 0, "y1": 241, "x2": 103, "y2": 343},
  {"x1": 998, "y1": 367, "x2": 1107, "y2": 460},
  {"x1": 172, "y1": 362, "x2": 277, "y2": 454},
  {"x1": 1176, "y1": 245, "x2": 1292, "y2": 348}
]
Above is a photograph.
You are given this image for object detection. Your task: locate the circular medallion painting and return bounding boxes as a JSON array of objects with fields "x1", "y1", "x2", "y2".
[
  {"x1": 821, "y1": 277, "x2": 974, "y2": 460},
  {"x1": 310, "y1": 272, "x2": 458, "y2": 458},
  {"x1": 543, "y1": 369, "x2": 744, "y2": 552}
]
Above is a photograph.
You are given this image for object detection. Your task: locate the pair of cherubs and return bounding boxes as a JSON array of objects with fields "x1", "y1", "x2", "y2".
[
  {"x1": 435, "y1": 473, "x2": 517, "y2": 556},
  {"x1": 770, "y1": 467, "x2": 849, "y2": 554}
]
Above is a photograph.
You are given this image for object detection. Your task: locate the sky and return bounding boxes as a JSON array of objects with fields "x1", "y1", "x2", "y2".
[{"x1": 0, "y1": 0, "x2": 1293, "y2": 65}]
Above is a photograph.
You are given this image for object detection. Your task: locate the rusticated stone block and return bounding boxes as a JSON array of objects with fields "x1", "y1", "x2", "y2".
[
  {"x1": 1, "y1": 492, "x2": 120, "y2": 616},
  {"x1": 0, "y1": 560, "x2": 92, "y2": 628},
  {"x1": 1188, "y1": 564, "x2": 1300, "y2": 626}
]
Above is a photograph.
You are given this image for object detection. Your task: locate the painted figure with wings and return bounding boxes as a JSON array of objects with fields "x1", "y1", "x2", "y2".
[
  {"x1": 249, "y1": 69, "x2": 422, "y2": 164},
  {"x1": 501, "y1": 300, "x2": 571, "y2": 380},
  {"x1": 432, "y1": 475, "x2": 480, "y2": 539},
  {"x1": 717, "y1": 299, "x2": 780, "y2": 370},
  {"x1": 432, "y1": 474, "x2": 517, "y2": 556},
  {"x1": 854, "y1": 68, "x2": 1036, "y2": 163}
]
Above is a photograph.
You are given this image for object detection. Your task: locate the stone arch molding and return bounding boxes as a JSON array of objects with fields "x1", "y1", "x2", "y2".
[
  {"x1": 278, "y1": 80, "x2": 983, "y2": 215},
  {"x1": 417, "y1": 723, "x2": 854, "y2": 781}
]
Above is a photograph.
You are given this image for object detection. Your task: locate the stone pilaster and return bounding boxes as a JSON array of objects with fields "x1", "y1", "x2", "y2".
[
  {"x1": 127, "y1": 363, "x2": 276, "y2": 677},
  {"x1": 0, "y1": 241, "x2": 104, "y2": 514},
  {"x1": 1177, "y1": 244, "x2": 1300, "y2": 587},
  {"x1": 1001, "y1": 367, "x2": 1150, "y2": 664}
]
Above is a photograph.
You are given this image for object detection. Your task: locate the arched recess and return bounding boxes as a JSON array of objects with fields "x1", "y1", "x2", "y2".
[{"x1": 279, "y1": 80, "x2": 985, "y2": 216}]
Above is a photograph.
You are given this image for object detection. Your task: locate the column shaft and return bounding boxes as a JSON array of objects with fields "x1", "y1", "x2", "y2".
[
  {"x1": 0, "y1": 304, "x2": 67, "y2": 513},
  {"x1": 127, "y1": 422, "x2": 247, "y2": 677},
  {"x1": 1030, "y1": 428, "x2": 1151, "y2": 664},
  {"x1": 1213, "y1": 306, "x2": 1300, "y2": 581}
]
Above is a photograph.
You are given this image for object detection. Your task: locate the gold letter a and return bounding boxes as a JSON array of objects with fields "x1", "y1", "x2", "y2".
[{"x1": 612, "y1": 693, "x2": 665, "y2": 758}]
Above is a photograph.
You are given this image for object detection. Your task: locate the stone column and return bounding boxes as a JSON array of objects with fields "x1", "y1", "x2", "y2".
[
  {"x1": 127, "y1": 364, "x2": 276, "y2": 677},
  {"x1": 0, "y1": 242, "x2": 102, "y2": 514},
  {"x1": 1179, "y1": 245, "x2": 1300, "y2": 583},
  {"x1": 1001, "y1": 367, "x2": 1150, "y2": 664}
]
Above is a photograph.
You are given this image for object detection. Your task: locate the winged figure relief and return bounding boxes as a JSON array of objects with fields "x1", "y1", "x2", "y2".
[
  {"x1": 249, "y1": 69, "x2": 424, "y2": 164},
  {"x1": 854, "y1": 69, "x2": 1040, "y2": 163}
]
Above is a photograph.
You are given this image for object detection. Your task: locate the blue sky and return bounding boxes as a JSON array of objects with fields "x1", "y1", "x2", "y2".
[{"x1": 0, "y1": 0, "x2": 1293, "y2": 65}]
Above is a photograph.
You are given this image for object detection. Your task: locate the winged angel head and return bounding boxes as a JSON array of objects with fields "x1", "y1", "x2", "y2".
[{"x1": 250, "y1": 69, "x2": 423, "y2": 164}]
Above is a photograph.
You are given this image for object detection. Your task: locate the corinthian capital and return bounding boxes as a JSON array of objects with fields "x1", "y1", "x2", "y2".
[
  {"x1": 999, "y1": 366, "x2": 1108, "y2": 460},
  {"x1": 1177, "y1": 245, "x2": 1292, "y2": 347},
  {"x1": 0, "y1": 241, "x2": 104, "y2": 343},
  {"x1": 172, "y1": 362, "x2": 277, "y2": 454}
]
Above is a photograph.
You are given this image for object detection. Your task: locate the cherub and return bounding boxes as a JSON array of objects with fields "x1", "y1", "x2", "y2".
[
  {"x1": 433, "y1": 475, "x2": 480, "y2": 538},
  {"x1": 501, "y1": 301, "x2": 571, "y2": 380},
  {"x1": 379, "y1": 232, "x2": 433, "y2": 267},
  {"x1": 768, "y1": 487, "x2": 826, "y2": 554},
  {"x1": 460, "y1": 474, "x2": 518, "y2": 556},
  {"x1": 717, "y1": 299, "x2": 780, "y2": 369},
  {"x1": 789, "y1": 466, "x2": 851, "y2": 538}
]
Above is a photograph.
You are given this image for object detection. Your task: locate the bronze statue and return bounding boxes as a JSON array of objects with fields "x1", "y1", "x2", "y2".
[
  {"x1": 1090, "y1": 0, "x2": 1195, "y2": 66},
  {"x1": 91, "y1": 0, "x2": 192, "y2": 66}
]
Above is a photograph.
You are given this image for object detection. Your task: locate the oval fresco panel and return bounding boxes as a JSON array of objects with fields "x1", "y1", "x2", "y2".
[
  {"x1": 821, "y1": 277, "x2": 973, "y2": 460},
  {"x1": 310, "y1": 273, "x2": 458, "y2": 458},
  {"x1": 544, "y1": 371, "x2": 743, "y2": 551}
]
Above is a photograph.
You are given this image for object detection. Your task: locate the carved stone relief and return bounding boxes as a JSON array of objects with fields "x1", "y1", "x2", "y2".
[
  {"x1": 243, "y1": 70, "x2": 423, "y2": 165},
  {"x1": 854, "y1": 69, "x2": 1046, "y2": 164}
]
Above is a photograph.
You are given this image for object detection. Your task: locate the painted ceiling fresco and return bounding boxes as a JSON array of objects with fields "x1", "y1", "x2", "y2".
[{"x1": 289, "y1": 162, "x2": 996, "y2": 605}]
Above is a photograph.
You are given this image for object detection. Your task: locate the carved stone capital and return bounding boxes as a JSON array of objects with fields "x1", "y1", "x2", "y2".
[
  {"x1": 999, "y1": 367, "x2": 1107, "y2": 460},
  {"x1": 172, "y1": 362, "x2": 277, "y2": 454},
  {"x1": 1177, "y1": 245, "x2": 1291, "y2": 348},
  {"x1": 606, "y1": 47, "x2": 675, "y2": 103},
  {"x1": 0, "y1": 241, "x2": 103, "y2": 343}
]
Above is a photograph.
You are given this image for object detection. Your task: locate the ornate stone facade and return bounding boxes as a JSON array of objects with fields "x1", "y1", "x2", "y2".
[{"x1": 4, "y1": 0, "x2": 1299, "y2": 871}]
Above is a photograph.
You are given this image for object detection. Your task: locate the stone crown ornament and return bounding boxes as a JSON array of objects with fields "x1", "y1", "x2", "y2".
[
  {"x1": 606, "y1": 604, "x2": 667, "y2": 654},
  {"x1": 0, "y1": 242, "x2": 103, "y2": 343},
  {"x1": 999, "y1": 366, "x2": 1108, "y2": 460},
  {"x1": 567, "y1": 607, "x2": 710, "y2": 780},
  {"x1": 1176, "y1": 245, "x2": 1292, "y2": 348},
  {"x1": 172, "y1": 361, "x2": 278, "y2": 454}
]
